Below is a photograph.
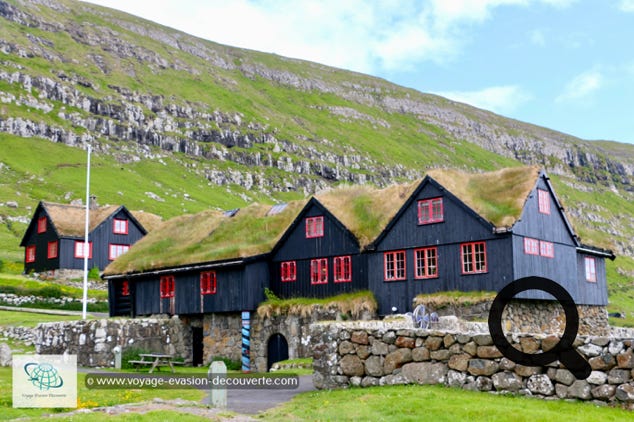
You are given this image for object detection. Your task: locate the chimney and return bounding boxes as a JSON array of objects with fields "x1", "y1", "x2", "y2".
[{"x1": 89, "y1": 195, "x2": 98, "y2": 210}]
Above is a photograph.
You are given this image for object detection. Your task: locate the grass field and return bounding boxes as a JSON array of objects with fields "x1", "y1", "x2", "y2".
[
  {"x1": 0, "y1": 310, "x2": 91, "y2": 328},
  {"x1": 262, "y1": 384, "x2": 634, "y2": 422}
]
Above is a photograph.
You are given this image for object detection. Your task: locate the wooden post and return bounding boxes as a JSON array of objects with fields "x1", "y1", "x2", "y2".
[{"x1": 208, "y1": 360, "x2": 227, "y2": 408}]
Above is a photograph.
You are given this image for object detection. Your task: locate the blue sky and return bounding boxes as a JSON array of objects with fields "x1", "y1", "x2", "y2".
[{"x1": 87, "y1": 0, "x2": 634, "y2": 144}]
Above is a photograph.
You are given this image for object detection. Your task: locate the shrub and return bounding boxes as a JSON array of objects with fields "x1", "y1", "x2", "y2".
[
  {"x1": 212, "y1": 356, "x2": 241, "y2": 371},
  {"x1": 38, "y1": 285, "x2": 63, "y2": 298},
  {"x1": 121, "y1": 347, "x2": 152, "y2": 369},
  {"x1": 88, "y1": 267, "x2": 100, "y2": 281}
]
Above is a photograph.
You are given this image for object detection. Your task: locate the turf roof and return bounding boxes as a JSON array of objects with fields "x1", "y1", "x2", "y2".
[
  {"x1": 40, "y1": 202, "x2": 162, "y2": 237},
  {"x1": 105, "y1": 166, "x2": 541, "y2": 276}
]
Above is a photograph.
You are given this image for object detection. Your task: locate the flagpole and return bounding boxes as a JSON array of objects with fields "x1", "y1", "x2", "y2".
[{"x1": 82, "y1": 143, "x2": 91, "y2": 320}]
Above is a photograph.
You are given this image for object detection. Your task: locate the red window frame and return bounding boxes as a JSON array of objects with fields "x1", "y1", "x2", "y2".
[
  {"x1": 74, "y1": 241, "x2": 93, "y2": 259},
  {"x1": 461, "y1": 242, "x2": 487, "y2": 274},
  {"x1": 414, "y1": 247, "x2": 438, "y2": 279},
  {"x1": 113, "y1": 218, "x2": 129, "y2": 234},
  {"x1": 109, "y1": 243, "x2": 130, "y2": 260},
  {"x1": 310, "y1": 258, "x2": 328, "y2": 284},
  {"x1": 334, "y1": 256, "x2": 352, "y2": 283},
  {"x1": 584, "y1": 257, "x2": 597, "y2": 282},
  {"x1": 200, "y1": 271, "x2": 217, "y2": 295},
  {"x1": 539, "y1": 241, "x2": 554, "y2": 258},
  {"x1": 417, "y1": 197, "x2": 444, "y2": 224},
  {"x1": 524, "y1": 238, "x2": 539, "y2": 255},
  {"x1": 280, "y1": 261, "x2": 297, "y2": 282},
  {"x1": 47, "y1": 241, "x2": 58, "y2": 259},
  {"x1": 37, "y1": 217, "x2": 47, "y2": 234},
  {"x1": 305, "y1": 216, "x2": 324, "y2": 238},
  {"x1": 538, "y1": 189, "x2": 551, "y2": 215},
  {"x1": 160, "y1": 275, "x2": 175, "y2": 298},
  {"x1": 384, "y1": 250, "x2": 406, "y2": 281},
  {"x1": 121, "y1": 280, "x2": 130, "y2": 296},
  {"x1": 26, "y1": 245, "x2": 36, "y2": 263}
]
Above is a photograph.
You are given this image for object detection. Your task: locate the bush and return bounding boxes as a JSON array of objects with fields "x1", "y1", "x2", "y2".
[
  {"x1": 121, "y1": 346, "x2": 152, "y2": 369},
  {"x1": 38, "y1": 285, "x2": 63, "y2": 298},
  {"x1": 88, "y1": 267, "x2": 100, "y2": 281},
  {"x1": 212, "y1": 356, "x2": 242, "y2": 371}
]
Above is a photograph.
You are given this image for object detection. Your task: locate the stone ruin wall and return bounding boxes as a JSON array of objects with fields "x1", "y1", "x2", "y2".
[{"x1": 311, "y1": 319, "x2": 634, "y2": 407}]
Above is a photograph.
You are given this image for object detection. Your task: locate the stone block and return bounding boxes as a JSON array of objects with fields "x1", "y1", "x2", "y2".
[
  {"x1": 591, "y1": 384, "x2": 615, "y2": 400},
  {"x1": 514, "y1": 364, "x2": 541, "y2": 377},
  {"x1": 448, "y1": 354, "x2": 470, "y2": 372},
  {"x1": 351, "y1": 331, "x2": 369, "y2": 345},
  {"x1": 430, "y1": 349, "x2": 450, "y2": 361},
  {"x1": 586, "y1": 371, "x2": 607, "y2": 385},
  {"x1": 338, "y1": 340, "x2": 355, "y2": 355},
  {"x1": 554, "y1": 369, "x2": 575, "y2": 386},
  {"x1": 617, "y1": 350, "x2": 634, "y2": 368},
  {"x1": 476, "y1": 345, "x2": 502, "y2": 359},
  {"x1": 528, "y1": 374, "x2": 554, "y2": 395},
  {"x1": 340, "y1": 354, "x2": 364, "y2": 377},
  {"x1": 475, "y1": 376, "x2": 493, "y2": 391},
  {"x1": 589, "y1": 353, "x2": 615, "y2": 371},
  {"x1": 401, "y1": 362, "x2": 448, "y2": 385},
  {"x1": 412, "y1": 347, "x2": 430, "y2": 362},
  {"x1": 468, "y1": 359, "x2": 498, "y2": 376},
  {"x1": 443, "y1": 334, "x2": 455, "y2": 348},
  {"x1": 446, "y1": 370, "x2": 467, "y2": 387},
  {"x1": 615, "y1": 383, "x2": 634, "y2": 402},
  {"x1": 519, "y1": 337, "x2": 540, "y2": 354},
  {"x1": 357, "y1": 345, "x2": 371, "y2": 360},
  {"x1": 365, "y1": 355, "x2": 383, "y2": 377},
  {"x1": 361, "y1": 376, "x2": 379, "y2": 387},
  {"x1": 607, "y1": 368, "x2": 630, "y2": 384},
  {"x1": 424, "y1": 336, "x2": 443, "y2": 351},
  {"x1": 395, "y1": 336, "x2": 415, "y2": 349},
  {"x1": 492, "y1": 371, "x2": 522, "y2": 392},
  {"x1": 370, "y1": 338, "x2": 389, "y2": 356},
  {"x1": 541, "y1": 335, "x2": 560, "y2": 352},
  {"x1": 473, "y1": 334, "x2": 493, "y2": 346},
  {"x1": 463, "y1": 341, "x2": 477, "y2": 356},
  {"x1": 567, "y1": 380, "x2": 591, "y2": 400},
  {"x1": 384, "y1": 348, "x2": 412, "y2": 374}
]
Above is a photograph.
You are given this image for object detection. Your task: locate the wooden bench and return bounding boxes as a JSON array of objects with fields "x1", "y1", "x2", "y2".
[{"x1": 128, "y1": 354, "x2": 177, "y2": 373}]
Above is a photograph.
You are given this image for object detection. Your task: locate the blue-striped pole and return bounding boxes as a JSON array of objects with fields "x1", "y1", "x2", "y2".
[{"x1": 241, "y1": 311, "x2": 250, "y2": 372}]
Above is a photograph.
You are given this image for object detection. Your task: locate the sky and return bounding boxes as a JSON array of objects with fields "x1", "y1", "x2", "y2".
[{"x1": 87, "y1": 0, "x2": 634, "y2": 144}]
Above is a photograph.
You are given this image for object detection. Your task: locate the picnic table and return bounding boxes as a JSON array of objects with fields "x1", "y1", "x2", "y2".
[{"x1": 128, "y1": 353, "x2": 177, "y2": 373}]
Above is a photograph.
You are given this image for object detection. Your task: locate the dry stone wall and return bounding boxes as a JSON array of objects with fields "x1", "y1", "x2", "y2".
[
  {"x1": 35, "y1": 315, "x2": 190, "y2": 366},
  {"x1": 311, "y1": 320, "x2": 634, "y2": 406}
]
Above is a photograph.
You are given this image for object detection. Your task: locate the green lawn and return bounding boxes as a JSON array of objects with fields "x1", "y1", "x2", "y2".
[
  {"x1": 262, "y1": 384, "x2": 633, "y2": 421},
  {"x1": 0, "y1": 310, "x2": 91, "y2": 328}
]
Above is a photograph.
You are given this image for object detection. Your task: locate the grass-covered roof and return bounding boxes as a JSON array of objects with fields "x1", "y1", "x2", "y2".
[
  {"x1": 42, "y1": 202, "x2": 162, "y2": 237},
  {"x1": 104, "y1": 166, "x2": 541, "y2": 276}
]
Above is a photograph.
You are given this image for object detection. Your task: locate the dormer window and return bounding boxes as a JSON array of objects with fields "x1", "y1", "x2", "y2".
[
  {"x1": 538, "y1": 189, "x2": 551, "y2": 215},
  {"x1": 37, "y1": 217, "x2": 47, "y2": 234},
  {"x1": 306, "y1": 216, "x2": 324, "y2": 238},
  {"x1": 113, "y1": 218, "x2": 129, "y2": 234},
  {"x1": 417, "y1": 198, "x2": 443, "y2": 224}
]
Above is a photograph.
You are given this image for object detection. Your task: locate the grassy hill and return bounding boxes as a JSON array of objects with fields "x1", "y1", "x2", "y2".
[{"x1": 0, "y1": 0, "x2": 633, "y2": 320}]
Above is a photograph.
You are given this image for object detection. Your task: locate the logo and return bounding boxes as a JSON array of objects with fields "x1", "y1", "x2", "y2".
[
  {"x1": 488, "y1": 276, "x2": 591, "y2": 379},
  {"x1": 24, "y1": 362, "x2": 64, "y2": 390},
  {"x1": 12, "y1": 354, "x2": 77, "y2": 408}
]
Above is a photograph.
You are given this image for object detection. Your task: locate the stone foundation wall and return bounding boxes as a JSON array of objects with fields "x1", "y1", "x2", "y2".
[
  {"x1": 199, "y1": 313, "x2": 242, "y2": 364},
  {"x1": 311, "y1": 320, "x2": 634, "y2": 406},
  {"x1": 35, "y1": 316, "x2": 191, "y2": 366}
]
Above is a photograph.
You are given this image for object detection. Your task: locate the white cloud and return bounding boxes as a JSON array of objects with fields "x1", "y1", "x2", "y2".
[
  {"x1": 618, "y1": 0, "x2": 634, "y2": 12},
  {"x1": 529, "y1": 29, "x2": 546, "y2": 46},
  {"x1": 556, "y1": 70, "x2": 603, "y2": 103},
  {"x1": 433, "y1": 85, "x2": 532, "y2": 114}
]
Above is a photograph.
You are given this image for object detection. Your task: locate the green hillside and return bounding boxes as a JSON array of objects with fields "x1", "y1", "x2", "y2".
[{"x1": 0, "y1": 0, "x2": 633, "y2": 321}]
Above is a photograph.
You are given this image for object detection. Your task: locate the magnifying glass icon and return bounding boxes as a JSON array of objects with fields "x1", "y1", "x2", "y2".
[{"x1": 488, "y1": 276, "x2": 591, "y2": 380}]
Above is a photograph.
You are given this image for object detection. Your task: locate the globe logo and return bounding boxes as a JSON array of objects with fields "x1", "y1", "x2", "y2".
[{"x1": 24, "y1": 362, "x2": 64, "y2": 390}]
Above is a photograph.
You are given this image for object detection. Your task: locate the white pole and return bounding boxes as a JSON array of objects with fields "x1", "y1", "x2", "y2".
[{"x1": 82, "y1": 143, "x2": 91, "y2": 320}]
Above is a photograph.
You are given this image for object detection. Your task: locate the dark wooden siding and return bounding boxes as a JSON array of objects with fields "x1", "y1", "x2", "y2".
[
  {"x1": 90, "y1": 209, "x2": 147, "y2": 270},
  {"x1": 576, "y1": 253, "x2": 608, "y2": 306},
  {"x1": 511, "y1": 178, "x2": 576, "y2": 246},
  {"x1": 370, "y1": 181, "x2": 514, "y2": 315},
  {"x1": 129, "y1": 260, "x2": 268, "y2": 317},
  {"x1": 108, "y1": 279, "x2": 133, "y2": 317},
  {"x1": 369, "y1": 237, "x2": 513, "y2": 315},
  {"x1": 270, "y1": 201, "x2": 365, "y2": 298},
  {"x1": 271, "y1": 254, "x2": 366, "y2": 298},
  {"x1": 22, "y1": 210, "x2": 61, "y2": 273},
  {"x1": 511, "y1": 234, "x2": 582, "y2": 302}
]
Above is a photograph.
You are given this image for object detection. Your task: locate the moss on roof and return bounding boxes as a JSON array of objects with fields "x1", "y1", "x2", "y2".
[
  {"x1": 105, "y1": 166, "x2": 541, "y2": 276},
  {"x1": 428, "y1": 165, "x2": 540, "y2": 227},
  {"x1": 104, "y1": 201, "x2": 308, "y2": 275},
  {"x1": 42, "y1": 202, "x2": 162, "y2": 237}
]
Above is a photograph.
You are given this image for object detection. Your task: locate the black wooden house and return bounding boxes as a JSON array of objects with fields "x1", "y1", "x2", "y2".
[
  {"x1": 20, "y1": 201, "x2": 157, "y2": 273},
  {"x1": 105, "y1": 166, "x2": 614, "y2": 318},
  {"x1": 367, "y1": 168, "x2": 615, "y2": 314}
]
